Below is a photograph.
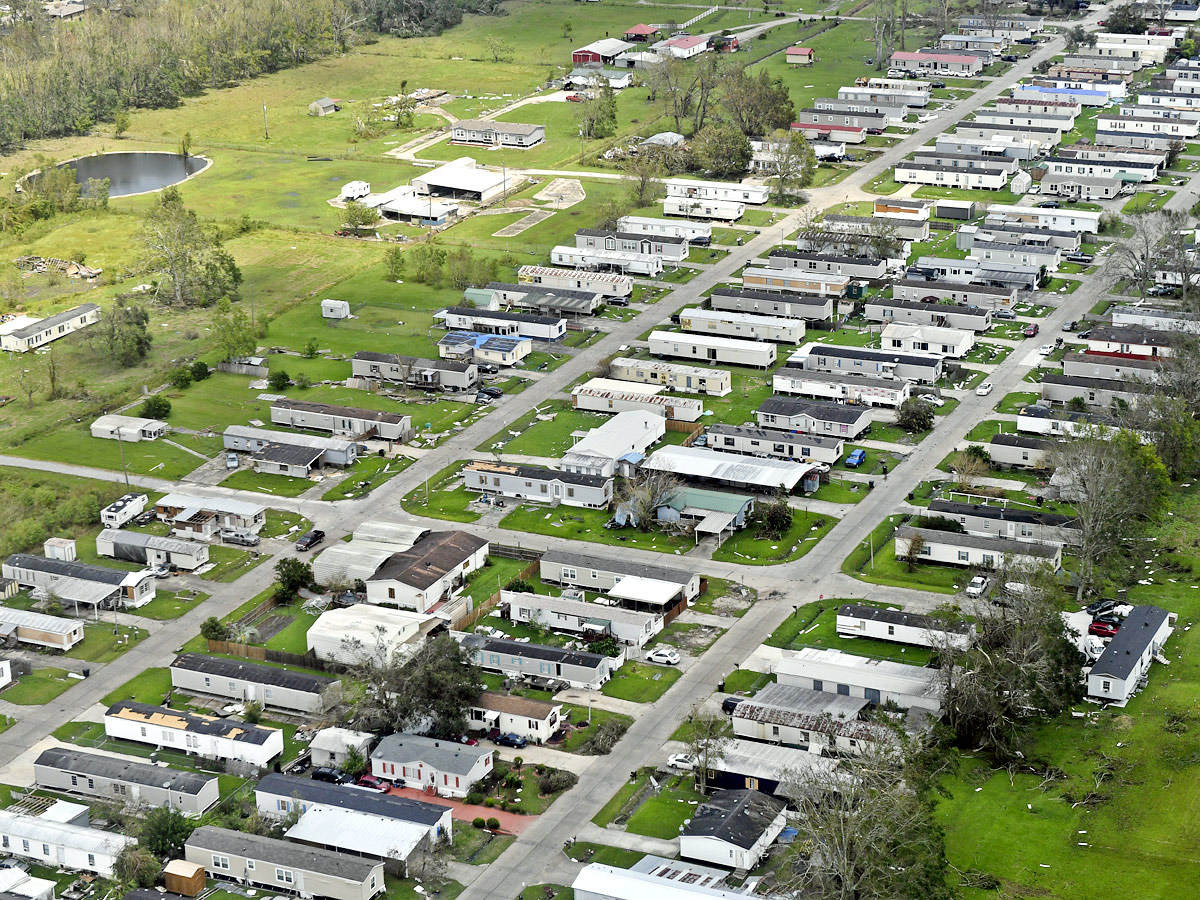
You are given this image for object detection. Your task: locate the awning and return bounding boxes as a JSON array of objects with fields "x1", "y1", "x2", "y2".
[{"x1": 692, "y1": 510, "x2": 738, "y2": 536}]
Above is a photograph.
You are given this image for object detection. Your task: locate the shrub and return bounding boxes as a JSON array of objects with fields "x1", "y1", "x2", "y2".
[
  {"x1": 486, "y1": 817, "x2": 500, "y2": 830},
  {"x1": 190, "y1": 360, "x2": 211, "y2": 381},
  {"x1": 472, "y1": 817, "x2": 486, "y2": 829},
  {"x1": 484, "y1": 797, "x2": 495, "y2": 808},
  {"x1": 581, "y1": 717, "x2": 629, "y2": 756},
  {"x1": 267, "y1": 369, "x2": 291, "y2": 391},
  {"x1": 538, "y1": 769, "x2": 578, "y2": 795},
  {"x1": 169, "y1": 367, "x2": 192, "y2": 389},
  {"x1": 465, "y1": 792, "x2": 484, "y2": 806},
  {"x1": 140, "y1": 394, "x2": 171, "y2": 419}
]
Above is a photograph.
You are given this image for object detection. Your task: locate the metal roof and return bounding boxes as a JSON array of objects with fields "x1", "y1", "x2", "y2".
[
  {"x1": 157, "y1": 492, "x2": 266, "y2": 518},
  {"x1": 353, "y1": 351, "x2": 474, "y2": 373},
  {"x1": 286, "y1": 805, "x2": 428, "y2": 860},
  {"x1": 97, "y1": 530, "x2": 198, "y2": 556},
  {"x1": 643, "y1": 445, "x2": 817, "y2": 490},
  {"x1": 0, "y1": 809, "x2": 133, "y2": 856},
  {"x1": 572, "y1": 865, "x2": 749, "y2": 900},
  {"x1": 541, "y1": 548, "x2": 691, "y2": 585},
  {"x1": 187, "y1": 826, "x2": 380, "y2": 882},
  {"x1": 441, "y1": 306, "x2": 564, "y2": 326},
  {"x1": 711, "y1": 287, "x2": 831, "y2": 307},
  {"x1": 468, "y1": 636, "x2": 608, "y2": 670},
  {"x1": 775, "y1": 366, "x2": 909, "y2": 393},
  {"x1": 272, "y1": 398, "x2": 410, "y2": 426},
  {"x1": 171, "y1": 654, "x2": 338, "y2": 691},
  {"x1": 505, "y1": 590, "x2": 659, "y2": 628},
  {"x1": 255, "y1": 773, "x2": 446, "y2": 825},
  {"x1": 452, "y1": 119, "x2": 543, "y2": 135},
  {"x1": 0, "y1": 606, "x2": 83, "y2": 635},
  {"x1": 5, "y1": 304, "x2": 99, "y2": 340},
  {"x1": 226, "y1": 424, "x2": 355, "y2": 453},
  {"x1": 707, "y1": 423, "x2": 844, "y2": 449},
  {"x1": 838, "y1": 602, "x2": 973, "y2": 634},
  {"x1": 464, "y1": 460, "x2": 610, "y2": 488},
  {"x1": 804, "y1": 344, "x2": 945, "y2": 369},
  {"x1": 898, "y1": 524, "x2": 1064, "y2": 556},
  {"x1": 33, "y1": 747, "x2": 217, "y2": 795}
]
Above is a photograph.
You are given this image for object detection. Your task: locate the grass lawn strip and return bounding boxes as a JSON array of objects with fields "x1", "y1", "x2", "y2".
[
  {"x1": 601, "y1": 661, "x2": 681, "y2": 703},
  {"x1": 3, "y1": 668, "x2": 76, "y2": 705}
]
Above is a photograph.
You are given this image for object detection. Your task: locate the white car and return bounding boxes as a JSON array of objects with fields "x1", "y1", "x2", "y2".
[
  {"x1": 976, "y1": 382, "x2": 994, "y2": 396},
  {"x1": 1039, "y1": 344, "x2": 1054, "y2": 355},
  {"x1": 646, "y1": 647, "x2": 680, "y2": 666},
  {"x1": 917, "y1": 113, "x2": 937, "y2": 123},
  {"x1": 667, "y1": 754, "x2": 695, "y2": 771},
  {"x1": 918, "y1": 393, "x2": 946, "y2": 408},
  {"x1": 965, "y1": 575, "x2": 990, "y2": 598}
]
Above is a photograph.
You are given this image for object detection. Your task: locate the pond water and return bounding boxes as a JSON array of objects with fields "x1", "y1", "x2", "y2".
[{"x1": 66, "y1": 152, "x2": 209, "y2": 198}]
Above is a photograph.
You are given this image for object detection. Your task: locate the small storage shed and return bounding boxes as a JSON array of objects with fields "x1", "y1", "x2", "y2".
[
  {"x1": 322, "y1": 299, "x2": 351, "y2": 319},
  {"x1": 163, "y1": 860, "x2": 206, "y2": 897},
  {"x1": 309, "y1": 98, "x2": 339, "y2": 117}
]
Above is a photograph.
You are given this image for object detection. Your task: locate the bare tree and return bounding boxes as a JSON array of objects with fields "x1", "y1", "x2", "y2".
[
  {"x1": 684, "y1": 705, "x2": 732, "y2": 796},
  {"x1": 1049, "y1": 430, "x2": 1170, "y2": 600},
  {"x1": 1103, "y1": 210, "x2": 1174, "y2": 298},
  {"x1": 647, "y1": 58, "x2": 699, "y2": 132},
  {"x1": 950, "y1": 450, "x2": 988, "y2": 490},
  {"x1": 900, "y1": 530, "x2": 926, "y2": 571},
  {"x1": 1159, "y1": 210, "x2": 1199, "y2": 308},
  {"x1": 617, "y1": 468, "x2": 681, "y2": 530},
  {"x1": 777, "y1": 740, "x2": 953, "y2": 900}
]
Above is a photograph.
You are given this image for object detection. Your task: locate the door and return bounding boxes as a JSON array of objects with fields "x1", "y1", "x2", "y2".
[{"x1": 864, "y1": 688, "x2": 881, "y2": 705}]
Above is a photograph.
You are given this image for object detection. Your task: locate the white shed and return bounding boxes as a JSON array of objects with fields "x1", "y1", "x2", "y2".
[{"x1": 322, "y1": 299, "x2": 352, "y2": 319}]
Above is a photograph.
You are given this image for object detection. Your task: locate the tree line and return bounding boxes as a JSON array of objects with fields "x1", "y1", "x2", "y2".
[{"x1": 0, "y1": 0, "x2": 506, "y2": 152}]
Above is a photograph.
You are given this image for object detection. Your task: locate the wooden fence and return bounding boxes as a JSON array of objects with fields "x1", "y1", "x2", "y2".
[
  {"x1": 206, "y1": 639, "x2": 340, "y2": 672},
  {"x1": 456, "y1": 557, "x2": 540, "y2": 631}
]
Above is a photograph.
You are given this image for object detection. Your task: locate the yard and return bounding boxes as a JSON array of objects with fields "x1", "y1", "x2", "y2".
[
  {"x1": 402, "y1": 463, "x2": 483, "y2": 523},
  {"x1": 601, "y1": 661, "x2": 681, "y2": 703},
  {"x1": 198, "y1": 545, "x2": 269, "y2": 583},
  {"x1": 131, "y1": 588, "x2": 210, "y2": 620},
  {"x1": 711, "y1": 511, "x2": 837, "y2": 565},
  {"x1": 623, "y1": 778, "x2": 708, "y2": 839},
  {"x1": 500, "y1": 504, "x2": 692, "y2": 554},
  {"x1": 101, "y1": 667, "x2": 173, "y2": 707},
  {"x1": 555, "y1": 706, "x2": 635, "y2": 754},
  {"x1": 841, "y1": 519, "x2": 965, "y2": 595},
  {"x1": 219, "y1": 468, "x2": 314, "y2": 498},
  {"x1": 321, "y1": 454, "x2": 415, "y2": 501},
  {"x1": 765, "y1": 601, "x2": 934, "y2": 665},
  {"x1": 2, "y1": 668, "x2": 77, "y2": 706},
  {"x1": 66, "y1": 623, "x2": 149, "y2": 663}
]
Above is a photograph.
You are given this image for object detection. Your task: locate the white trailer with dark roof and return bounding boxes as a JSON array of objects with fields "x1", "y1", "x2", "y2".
[
  {"x1": 678, "y1": 308, "x2": 805, "y2": 344},
  {"x1": 648, "y1": 330, "x2": 776, "y2": 368},
  {"x1": 663, "y1": 197, "x2": 745, "y2": 221},
  {"x1": 617, "y1": 215, "x2": 713, "y2": 244}
]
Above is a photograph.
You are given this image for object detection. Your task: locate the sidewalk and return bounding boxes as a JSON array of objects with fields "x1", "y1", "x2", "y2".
[{"x1": 385, "y1": 785, "x2": 537, "y2": 835}]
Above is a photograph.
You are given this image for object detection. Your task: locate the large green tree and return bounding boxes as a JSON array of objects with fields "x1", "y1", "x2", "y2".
[
  {"x1": 139, "y1": 806, "x2": 195, "y2": 858},
  {"x1": 92, "y1": 298, "x2": 152, "y2": 367},
  {"x1": 722, "y1": 70, "x2": 795, "y2": 137},
  {"x1": 139, "y1": 188, "x2": 241, "y2": 308},
  {"x1": 690, "y1": 122, "x2": 752, "y2": 178},
  {"x1": 212, "y1": 297, "x2": 257, "y2": 362}
]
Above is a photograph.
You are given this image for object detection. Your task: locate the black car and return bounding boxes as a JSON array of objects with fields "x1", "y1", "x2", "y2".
[
  {"x1": 296, "y1": 529, "x2": 326, "y2": 552},
  {"x1": 311, "y1": 766, "x2": 350, "y2": 784},
  {"x1": 1001, "y1": 54, "x2": 1018, "y2": 62},
  {"x1": 1093, "y1": 613, "x2": 1122, "y2": 627},
  {"x1": 494, "y1": 732, "x2": 528, "y2": 749},
  {"x1": 1087, "y1": 599, "x2": 1118, "y2": 616},
  {"x1": 132, "y1": 510, "x2": 157, "y2": 526},
  {"x1": 608, "y1": 297, "x2": 630, "y2": 307},
  {"x1": 721, "y1": 696, "x2": 745, "y2": 714},
  {"x1": 931, "y1": 80, "x2": 946, "y2": 88},
  {"x1": 1077, "y1": 329, "x2": 1092, "y2": 340},
  {"x1": 478, "y1": 386, "x2": 503, "y2": 399},
  {"x1": 1036, "y1": 201, "x2": 1061, "y2": 209}
]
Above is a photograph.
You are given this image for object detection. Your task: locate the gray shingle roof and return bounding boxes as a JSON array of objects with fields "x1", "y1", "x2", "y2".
[
  {"x1": 372, "y1": 733, "x2": 493, "y2": 775},
  {"x1": 272, "y1": 398, "x2": 409, "y2": 426},
  {"x1": 706, "y1": 423, "x2": 844, "y2": 448},
  {"x1": 7, "y1": 304, "x2": 99, "y2": 340},
  {"x1": 807, "y1": 345, "x2": 943, "y2": 368},
  {"x1": 255, "y1": 773, "x2": 446, "y2": 826},
  {"x1": 470, "y1": 637, "x2": 607, "y2": 670},
  {"x1": 187, "y1": 826, "x2": 379, "y2": 882},
  {"x1": 541, "y1": 548, "x2": 691, "y2": 585},
  {"x1": 34, "y1": 747, "x2": 216, "y2": 795},
  {"x1": 682, "y1": 790, "x2": 786, "y2": 849},
  {"x1": 6, "y1": 553, "x2": 128, "y2": 586},
  {"x1": 838, "y1": 602, "x2": 972, "y2": 633},
  {"x1": 1090, "y1": 605, "x2": 1171, "y2": 679},
  {"x1": 757, "y1": 395, "x2": 872, "y2": 425},
  {"x1": 371, "y1": 531, "x2": 488, "y2": 589},
  {"x1": 353, "y1": 351, "x2": 473, "y2": 372},
  {"x1": 927, "y1": 500, "x2": 1075, "y2": 528},
  {"x1": 989, "y1": 433, "x2": 1052, "y2": 450},
  {"x1": 171, "y1": 654, "x2": 338, "y2": 692}
]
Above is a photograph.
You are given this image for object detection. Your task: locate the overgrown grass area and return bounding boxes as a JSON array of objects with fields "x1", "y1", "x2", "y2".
[
  {"x1": 450, "y1": 826, "x2": 516, "y2": 866},
  {"x1": 321, "y1": 454, "x2": 415, "y2": 501},
  {"x1": 711, "y1": 511, "x2": 836, "y2": 565},
  {"x1": 401, "y1": 461, "x2": 482, "y2": 523},
  {"x1": 219, "y1": 467, "x2": 314, "y2": 497},
  {"x1": 66, "y1": 623, "x2": 149, "y2": 663},
  {"x1": 556, "y1": 706, "x2": 635, "y2": 754},
  {"x1": 592, "y1": 770, "x2": 651, "y2": 827},
  {"x1": 623, "y1": 777, "x2": 708, "y2": 839},
  {"x1": 132, "y1": 588, "x2": 210, "y2": 620},
  {"x1": 601, "y1": 661, "x2": 681, "y2": 703},
  {"x1": 198, "y1": 545, "x2": 270, "y2": 583}
]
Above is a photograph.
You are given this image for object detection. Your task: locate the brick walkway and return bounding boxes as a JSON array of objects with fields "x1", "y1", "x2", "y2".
[{"x1": 385, "y1": 784, "x2": 537, "y2": 834}]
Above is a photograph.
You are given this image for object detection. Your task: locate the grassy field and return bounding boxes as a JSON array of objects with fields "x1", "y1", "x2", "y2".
[
  {"x1": 623, "y1": 778, "x2": 708, "y2": 839},
  {"x1": 501, "y1": 503, "x2": 691, "y2": 554},
  {"x1": 132, "y1": 588, "x2": 210, "y2": 620},
  {"x1": 401, "y1": 462, "x2": 483, "y2": 522},
  {"x1": 841, "y1": 519, "x2": 965, "y2": 594},
  {"x1": 220, "y1": 467, "x2": 313, "y2": 497},
  {"x1": 321, "y1": 453, "x2": 415, "y2": 501},
  {"x1": 66, "y1": 623, "x2": 149, "y2": 663},
  {"x1": 101, "y1": 667, "x2": 173, "y2": 707},
  {"x1": 198, "y1": 545, "x2": 269, "y2": 583},
  {"x1": 479, "y1": 402, "x2": 603, "y2": 456}
]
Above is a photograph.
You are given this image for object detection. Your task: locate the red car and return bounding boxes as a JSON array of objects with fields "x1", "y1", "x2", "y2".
[
  {"x1": 1088, "y1": 621, "x2": 1119, "y2": 638},
  {"x1": 566, "y1": 93, "x2": 585, "y2": 102},
  {"x1": 354, "y1": 774, "x2": 389, "y2": 793},
  {"x1": 1023, "y1": 323, "x2": 1039, "y2": 337}
]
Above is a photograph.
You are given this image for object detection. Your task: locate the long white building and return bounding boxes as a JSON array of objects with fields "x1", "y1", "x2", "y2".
[
  {"x1": 607, "y1": 357, "x2": 732, "y2": 396},
  {"x1": 664, "y1": 178, "x2": 769, "y2": 205},
  {"x1": 678, "y1": 307, "x2": 805, "y2": 344},
  {"x1": 104, "y1": 701, "x2": 284, "y2": 768},
  {"x1": 648, "y1": 330, "x2": 777, "y2": 368}
]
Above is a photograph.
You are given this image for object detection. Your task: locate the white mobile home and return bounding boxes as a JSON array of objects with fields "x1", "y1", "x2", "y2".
[
  {"x1": 467, "y1": 693, "x2": 563, "y2": 744},
  {"x1": 575, "y1": 229, "x2": 689, "y2": 263},
  {"x1": 503, "y1": 590, "x2": 662, "y2": 647},
  {"x1": 551, "y1": 244, "x2": 664, "y2": 276},
  {"x1": 1087, "y1": 605, "x2": 1174, "y2": 705},
  {"x1": 709, "y1": 288, "x2": 834, "y2": 322},
  {"x1": 987, "y1": 433, "x2": 1053, "y2": 469},
  {"x1": 371, "y1": 733, "x2": 494, "y2": 798},
  {"x1": 642, "y1": 444, "x2": 821, "y2": 494},
  {"x1": 772, "y1": 366, "x2": 911, "y2": 408},
  {"x1": 462, "y1": 460, "x2": 613, "y2": 508},
  {"x1": 705, "y1": 424, "x2": 844, "y2": 466},
  {"x1": 169, "y1": 653, "x2": 342, "y2": 714},
  {"x1": 270, "y1": 399, "x2": 412, "y2": 442},
  {"x1": 0, "y1": 810, "x2": 134, "y2": 878},
  {"x1": 730, "y1": 684, "x2": 887, "y2": 756},
  {"x1": 648, "y1": 330, "x2": 777, "y2": 368},
  {"x1": 986, "y1": 204, "x2": 1102, "y2": 235},
  {"x1": 96, "y1": 529, "x2": 209, "y2": 571},
  {"x1": 679, "y1": 307, "x2": 805, "y2": 344},
  {"x1": 878, "y1": 288, "x2": 1003, "y2": 326},
  {"x1": 764, "y1": 251, "x2": 886, "y2": 280},
  {"x1": 794, "y1": 344, "x2": 944, "y2": 384},
  {"x1": 364, "y1": 531, "x2": 489, "y2": 613},
  {"x1": 926, "y1": 499, "x2": 1076, "y2": 545},
  {"x1": 836, "y1": 602, "x2": 974, "y2": 651},
  {"x1": 0, "y1": 607, "x2": 85, "y2": 650},
  {"x1": 351, "y1": 351, "x2": 479, "y2": 392},
  {"x1": 0, "y1": 303, "x2": 101, "y2": 353},
  {"x1": 756, "y1": 395, "x2": 873, "y2": 439},
  {"x1": 539, "y1": 548, "x2": 700, "y2": 604},
  {"x1": 561, "y1": 410, "x2": 666, "y2": 478},
  {"x1": 880, "y1": 323, "x2": 975, "y2": 358},
  {"x1": 776, "y1": 647, "x2": 942, "y2": 712},
  {"x1": 90, "y1": 414, "x2": 168, "y2": 443},
  {"x1": 437, "y1": 306, "x2": 567, "y2": 342},
  {"x1": 740, "y1": 268, "x2": 851, "y2": 297},
  {"x1": 571, "y1": 378, "x2": 705, "y2": 421},
  {"x1": 607, "y1": 357, "x2": 732, "y2": 397},
  {"x1": 104, "y1": 701, "x2": 284, "y2": 768},
  {"x1": 664, "y1": 178, "x2": 769, "y2": 205},
  {"x1": 306, "y1": 605, "x2": 436, "y2": 667},
  {"x1": 156, "y1": 493, "x2": 268, "y2": 537},
  {"x1": 517, "y1": 265, "x2": 633, "y2": 298},
  {"x1": 463, "y1": 636, "x2": 615, "y2": 691},
  {"x1": 616, "y1": 215, "x2": 713, "y2": 244},
  {"x1": 663, "y1": 197, "x2": 745, "y2": 221},
  {"x1": 680, "y1": 790, "x2": 787, "y2": 872},
  {"x1": 894, "y1": 161, "x2": 1014, "y2": 191}
]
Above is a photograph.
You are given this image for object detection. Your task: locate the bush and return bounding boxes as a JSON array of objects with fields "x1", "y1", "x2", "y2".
[
  {"x1": 190, "y1": 360, "x2": 211, "y2": 381},
  {"x1": 169, "y1": 367, "x2": 192, "y2": 389},
  {"x1": 503, "y1": 772, "x2": 522, "y2": 788},
  {"x1": 465, "y1": 791, "x2": 484, "y2": 805},
  {"x1": 486, "y1": 817, "x2": 500, "y2": 830},
  {"x1": 538, "y1": 769, "x2": 578, "y2": 795},
  {"x1": 267, "y1": 369, "x2": 291, "y2": 391},
  {"x1": 484, "y1": 797, "x2": 495, "y2": 808},
  {"x1": 581, "y1": 717, "x2": 629, "y2": 755},
  {"x1": 472, "y1": 817, "x2": 486, "y2": 829},
  {"x1": 140, "y1": 394, "x2": 171, "y2": 419},
  {"x1": 200, "y1": 617, "x2": 228, "y2": 641}
]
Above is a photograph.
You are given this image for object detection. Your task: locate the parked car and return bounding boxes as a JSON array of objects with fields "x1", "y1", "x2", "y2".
[
  {"x1": 1001, "y1": 53, "x2": 1018, "y2": 62},
  {"x1": 721, "y1": 696, "x2": 745, "y2": 714},
  {"x1": 667, "y1": 754, "x2": 696, "y2": 771},
  {"x1": 1093, "y1": 613, "x2": 1123, "y2": 627},
  {"x1": 1023, "y1": 323, "x2": 1040, "y2": 337},
  {"x1": 918, "y1": 393, "x2": 945, "y2": 408},
  {"x1": 475, "y1": 392, "x2": 495, "y2": 405},
  {"x1": 149, "y1": 565, "x2": 172, "y2": 579},
  {"x1": 646, "y1": 647, "x2": 681, "y2": 666},
  {"x1": 917, "y1": 113, "x2": 937, "y2": 123},
  {"x1": 494, "y1": 732, "x2": 528, "y2": 749},
  {"x1": 133, "y1": 510, "x2": 157, "y2": 526},
  {"x1": 451, "y1": 734, "x2": 480, "y2": 746},
  {"x1": 225, "y1": 452, "x2": 240, "y2": 470},
  {"x1": 222, "y1": 530, "x2": 260, "y2": 547},
  {"x1": 478, "y1": 386, "x2": 503, "y2": 399},
  {"x1": 478, "y1": 364, "x2": 500, "y2": 374},
  {"x1": 1039, "y1": 344, "x2": 1053, "y2": 355},
  {"x1": 608, "y1": 297, "x2": 630, "y2": 307},
  {"x1": 845, "y1": 448, "x2": 868, "y2": 468},
  {"x1": 994, "y1": 309, "x2": 1016, "y2": 320},
  {"x1": 296, "y1": 529, "x2": 326, "y2": 551},
  {"x1": 931, "y1": 80, "x2": 946, "y2": 88},
  {"x1": 1077, "y1": 329, "x2": 1092, "y2": 340},
  {"x1": 311, "y1": 767, "x2": 350, "y2": 784},
  {"x1": 966, "y1": 575, "x2": 990, "y2": 598},
  {"x1": 1086, "y1": 599, "x2": 1118, "y2": 616},
  {"x1": 565, "y1": 93, "x2": 585, "y2": 102},
  {"x1": 976, "y1": 381, "x2": 994, "y2": 396},
  {"x1": 354, "y1": 774, "x2": 389, "y2": 793},
  {"x1": 1088, "y1": 621, "x2": 1119, "y2": 638},
  {"x1": 1067, "y1": 254, "x2": 1093, "y2": 265},
  {"x1": 1062, "y1": 320, "x2": 1078, "y2": 332},
  {"x1": 1036, "y1": 200, "x2": 1061, "y2": 208}
]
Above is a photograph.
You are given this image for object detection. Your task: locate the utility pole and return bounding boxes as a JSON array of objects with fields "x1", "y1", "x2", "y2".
[
  {"x1": 263, "y1": 104, "x2": 270, "y2": 140},
  {"x1": 116, "y1": 428, "x2": 130, "y2": 487}
]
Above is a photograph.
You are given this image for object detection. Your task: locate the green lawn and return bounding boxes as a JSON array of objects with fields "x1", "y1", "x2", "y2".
[
  {"x1": 478, "y1": 402, "x2": 602, "y2": 455},
  {"x1": 565, "y1": 842, "x2": 644, "y2": 868},
  {"x1": 722, "y1": 669, "x2": 776, "y2": 695},
  {"x1": 601, "y1": 661, "x2": 682, "y2": 703},
  {"x1": 101, "y1": 667, "x2": 173, "y2": 707},
  {"x1": 624, "y1": 779, "x2": 708, "y2": 839},
  {"x1": 592, "y1": 770, "x2": 651, "y2": 827},
  {"x1": 66, "y1": 623, "x2": 148, "y2": 663},
  {"x1": 261, "y1": 509, "x2": 312, "y2": 539},
  {"x1": 321, "y1": 453, "x2": 415, "y2": 501},
  {"x1": 805, "y1": 478, "x2": 869, "y2": 504},
  {"x1": 401, "y1": 463, "x2": 482, "y2": 523},
  {"x1": 1122, "y1": 189, "x2": 1174, "y2": 215},
  {"x1": 776, "y1": 602, "x2": 934, "y2": 665},
  {"x1": 996, "y1": 391, "x2": 1041, "y2": 414},
  {"x1": 263, "y1": 604, "x2": 320, "y2": 655},
  {"x1": 501, "y1": 504, "x2": 691, "y2": 554},
  {"x1": 11, "y1": 428, "x2": 210, "y2": 480},
  {"x1": 461, "y1": 557, "x2": 533, "y2": 608},
  {"x1": 132, "y1": 588, "x2": 210, "y2": 620},
  {"x1": 450, "y1": 826, "x2": 516, "y2": 865},
  {"x1": 711, "y1": 511, "x2": 836, "y2": 565},
  {"x1": 912, "y1": 185, "x2": 1026, "y2": 205},
  {"x1": 557, "y1": 706, "x2": 636, "y2": 754},
  {"x1": 2, "y1": 668, "x2": 76, "y2": 705},
  {"x1": 198, "y1": 545, "x2": 269, "y2": 583},
  {"x1": 843, "y1": 531, "x2": 965, "y2": 595},
  {"x1": 220, "y1": 467, "x2": 314, "y2": 497}
]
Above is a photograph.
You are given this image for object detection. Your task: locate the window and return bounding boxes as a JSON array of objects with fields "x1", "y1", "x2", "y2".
[
  {"x1": 213, "y1": 856, "x2": 230, "y2": 870},
  {"x1": 70, "y1": 775, "x2": 78, "y2": 786},
  {"x1": 1102, "y1": 680, "x2": 1111, "y2": 692},
  {"x1": 140, "y1": 726, "x2": 147, "y2": 737},
  {"x1": 87, "y1": 778, "x2": 94, "y2": 789},
  {"x1": 277, "y1": 799, "x2": 290, "y2": 812},
  {"x1": 42, "y1": 844, "x2": 49, "y2": 856},
  {"x1": 887, "y1": 625, "x2": 895, "y2": 636},
  {"x1": 113, "y1": 784, "x2": 127, "y2": 796},
  {"x1": 388, "y1": 587, "x2": 396, "y2": 599},
  {"x1": 88, "y1": 854, "x2": 96, "y2": 867},
  {"x1": 22, "y1": 840, "x2": 29, "y2": 852},
  {"x1": 813, "y1": 679, "x2": 823, "y2": 692},
  {"x1": 247, "y1": 861, "x2": 255, "y2": 871},
  {"x1": 958, "y1": 551, "x2": 969, "y2": 561},
  {"x1": 562, "y1": 567, "x2": 576, "y2": 580},
  {"x1": 276, "y1": 869, "x2": 294, "y2": 884},
  {"x1": 0, "y1": 837, "x2": 6, "y2": 849}
]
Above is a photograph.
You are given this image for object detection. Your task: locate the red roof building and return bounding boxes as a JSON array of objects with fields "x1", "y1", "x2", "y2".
[
  {"x1": 624, "y1": 24, "x2": 660, "y2": 42},
  {"x1": 786, "y1": 46, "x2": 814, "y2": 65}
]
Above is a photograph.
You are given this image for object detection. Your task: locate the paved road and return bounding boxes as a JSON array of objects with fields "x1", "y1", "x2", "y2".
[{"x1": 0, "y1": 10, "x2": 1133, "y2": 898}]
